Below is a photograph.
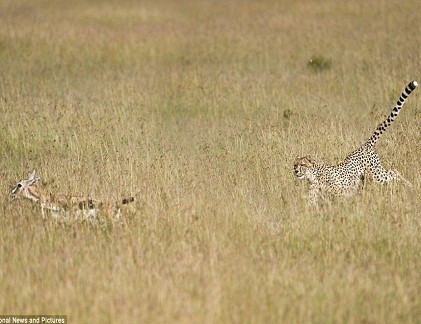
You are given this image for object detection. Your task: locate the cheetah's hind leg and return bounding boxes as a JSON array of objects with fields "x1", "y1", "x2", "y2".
[
  {"x1": 391, "y1": 169, "x2": 412, "y2": 188},
  {"x1": 370, "y1": 163, "x2": 412, "y2": 188}
]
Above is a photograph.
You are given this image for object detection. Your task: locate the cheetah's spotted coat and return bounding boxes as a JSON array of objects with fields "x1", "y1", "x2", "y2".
[{"x1": 294, "y1": 81, "x2": 418, "y2": 204}]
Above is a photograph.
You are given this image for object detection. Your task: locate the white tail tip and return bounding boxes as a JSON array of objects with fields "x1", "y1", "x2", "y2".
[{"x1": 413, "y1": 81, "x2": 418, "y2": 87}]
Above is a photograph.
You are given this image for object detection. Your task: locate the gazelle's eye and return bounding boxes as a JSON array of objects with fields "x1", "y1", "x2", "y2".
[{"x1": 17, "y1": 183, "x2": 22, "y2": 188}]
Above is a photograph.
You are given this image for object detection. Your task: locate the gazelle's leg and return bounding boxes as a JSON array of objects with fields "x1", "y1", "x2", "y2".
[
  {"x1": 41, "y1": 204, "x2": 46, "y2": 219},
  {"x1": 114, "y1": 208, "x2": 122, "y2": 221}
]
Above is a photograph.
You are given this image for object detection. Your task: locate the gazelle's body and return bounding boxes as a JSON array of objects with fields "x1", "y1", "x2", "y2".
[{"x1": 10, "y1": 171, "x2": 134, "y2": 220}]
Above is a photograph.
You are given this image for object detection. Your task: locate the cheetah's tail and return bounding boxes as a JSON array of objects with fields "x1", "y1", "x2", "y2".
[{"x1": 365, "y1": 80, "x2": 418, "y2": 148}]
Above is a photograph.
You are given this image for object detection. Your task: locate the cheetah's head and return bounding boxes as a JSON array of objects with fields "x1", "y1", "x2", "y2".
[{"x1": 293, "y1": 155, "x2": 315, "y2": 180}]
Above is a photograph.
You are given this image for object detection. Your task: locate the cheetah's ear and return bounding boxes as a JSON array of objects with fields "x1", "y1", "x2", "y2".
[{"x1": 305, "y1": 155, "x2": 315, "y2": 163}]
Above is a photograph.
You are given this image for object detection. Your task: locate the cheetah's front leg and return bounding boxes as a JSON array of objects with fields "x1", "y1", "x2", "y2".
[{"x1": 309, "y1": 185, "x2": 324, "y2": 205}]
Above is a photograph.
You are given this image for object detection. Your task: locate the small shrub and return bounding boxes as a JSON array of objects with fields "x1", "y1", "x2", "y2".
[
  {"x1": 307, "y1": 55, "x2": 332, "y2": 72},
  {"x1": 283, "y1": 109, "x2": 293, "y2": 119}
]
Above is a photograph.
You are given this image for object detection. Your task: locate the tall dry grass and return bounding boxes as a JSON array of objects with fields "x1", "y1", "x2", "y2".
[{"x1": 0, "y1": 0, "x2": 420, "y2": 322}]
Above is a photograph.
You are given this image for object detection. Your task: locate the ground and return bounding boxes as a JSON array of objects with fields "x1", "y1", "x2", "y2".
[{"x1": 0, "y1": 0, "x2": 420, "y2": 322}]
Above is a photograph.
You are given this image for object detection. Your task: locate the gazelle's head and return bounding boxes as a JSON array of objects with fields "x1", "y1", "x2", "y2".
[
  {"x1": 10, "y1": 170, "x2": 40, "y2": 201},
  {"x1": 293, "y1": 155, "x2": 316, "y2": 180}
]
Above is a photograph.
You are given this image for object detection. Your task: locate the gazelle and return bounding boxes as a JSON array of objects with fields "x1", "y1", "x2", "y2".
[{"x1": 10, "y1": 170, "x2": 134, "y2": 220}]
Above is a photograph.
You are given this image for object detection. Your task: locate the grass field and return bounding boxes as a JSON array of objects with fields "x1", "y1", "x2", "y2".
[{"x1": 0, "y1": 0, "x2": 420, "y2": 322}]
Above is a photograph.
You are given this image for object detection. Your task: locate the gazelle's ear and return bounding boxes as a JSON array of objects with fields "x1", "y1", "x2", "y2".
[{"x1": 28, "y1": 170, "x2": 36, "y2": 181}]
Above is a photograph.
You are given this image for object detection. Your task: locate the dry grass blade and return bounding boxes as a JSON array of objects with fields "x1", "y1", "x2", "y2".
[{"x1": 0, "y1": 0, "x2": 420, "y2": 323}]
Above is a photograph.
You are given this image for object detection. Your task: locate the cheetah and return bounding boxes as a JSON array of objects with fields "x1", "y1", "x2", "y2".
[
  {"x1": 293, "y1": 80, "x2": 418, "y2": 204},
  {"x1": 10, "y1": 170, "x2": 135, "y2": 219}
]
